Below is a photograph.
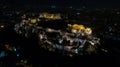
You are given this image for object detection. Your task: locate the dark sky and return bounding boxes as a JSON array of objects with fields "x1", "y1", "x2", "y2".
[{"x1": 1, "y1": 0, "x2": 120, "y2": 8}]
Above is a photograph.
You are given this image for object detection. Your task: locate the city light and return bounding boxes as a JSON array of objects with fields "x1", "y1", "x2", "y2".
[
  {"x1": 14, "y1": 18, "x2": 100, "y2": 56},
  {"x1": 0, "y1": 2, "x2": 120, "y2": 66}
]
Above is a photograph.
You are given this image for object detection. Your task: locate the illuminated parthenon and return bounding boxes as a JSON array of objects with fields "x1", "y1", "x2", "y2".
[{"x1": 39, "y1": 12, "x2": 61, "y2": 20}]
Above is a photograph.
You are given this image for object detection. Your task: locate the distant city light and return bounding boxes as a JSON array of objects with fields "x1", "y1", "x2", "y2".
[
  {"x1": 17, "y1": 54, "x2": 20, "y2": 57},
  {"x1": 117, "y1": 12, "x2": 120, "y2": 15},
  {"x1": 0, "y1": 25, "x2": 5, "y2": 29},
  {"x1": 76, "y1": 12, "x2": 81, "y2": 15},
  {"x1": 51, "y1": 5, "x2": 56, "y2": 9},
  {"x1": 69, "y1": 6, "x2": 73, "y2": 9},
  {"x1": 13, "y1": 47, "x2": 17, "y2": 52},
  {"x1": 0, "y1": 51, "x2": 6, "y2": 58}
]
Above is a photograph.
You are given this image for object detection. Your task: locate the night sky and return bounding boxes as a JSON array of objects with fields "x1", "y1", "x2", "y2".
[{"x1": 1, "y1": 0, "x2": 120, "y2": 8}]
